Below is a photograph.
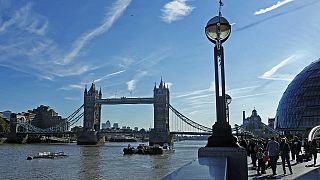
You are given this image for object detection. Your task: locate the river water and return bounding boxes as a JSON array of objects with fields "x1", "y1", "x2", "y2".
[{"x1": 0, "y1": 141, "x2": 206, "y2": 180}]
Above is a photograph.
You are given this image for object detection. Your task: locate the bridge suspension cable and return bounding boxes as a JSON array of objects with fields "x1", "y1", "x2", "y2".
[
  {"x1": 169, "y1": 104, "x2": 257, "y2": 137},
  {"x1": 66, "y1": 104, "x2": 84, "y2": 121},
  {"x1": 169, "y1": 104, "x2": 212, "y2": 132}
]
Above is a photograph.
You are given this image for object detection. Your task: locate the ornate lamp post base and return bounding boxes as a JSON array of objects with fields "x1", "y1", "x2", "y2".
[{"x1": 206, "y1": 122, "x2": 239, "y2": 147}]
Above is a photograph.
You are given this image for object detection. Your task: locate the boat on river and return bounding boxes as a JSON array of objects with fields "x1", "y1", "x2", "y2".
[
  {"x1": 27, "y1": 152, "x2": 67, "y2": 160},
  {"x1": 123, "y1": 144, "x2": 173, "y2": 155}
]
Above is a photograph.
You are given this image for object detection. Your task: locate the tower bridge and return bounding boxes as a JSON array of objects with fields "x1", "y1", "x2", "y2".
[
  {"x1": 77, "y1": 79, "x2": 170, "y2": 145},
  {"x1": 8, "y1": 79, "x2": 253, "y2": 144}
]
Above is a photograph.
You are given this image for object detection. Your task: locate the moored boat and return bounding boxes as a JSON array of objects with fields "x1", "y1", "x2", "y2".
[{"x1": 27, "y1": 151, "x2": 67, "y2": 160}]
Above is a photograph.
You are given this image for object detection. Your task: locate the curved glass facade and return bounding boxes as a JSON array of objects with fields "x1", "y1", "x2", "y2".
[{"x1": 276, "y1": 59, "x2": 320, "y2": 131}]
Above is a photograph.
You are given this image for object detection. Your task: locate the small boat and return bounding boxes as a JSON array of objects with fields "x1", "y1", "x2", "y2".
[
  {"x1": 27, "y1": 152, "x2": 67, "y2": 160},
  {"x1": 123, "y1": 147, "x2": 135, "y2": 154},
  {"x1": 123, "y1": 144, "x2": 163, "y2": 155}
]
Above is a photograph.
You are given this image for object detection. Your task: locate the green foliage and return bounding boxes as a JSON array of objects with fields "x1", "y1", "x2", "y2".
[{"x1": 0, "y1": 116, "x2": 10, "y2": 133}]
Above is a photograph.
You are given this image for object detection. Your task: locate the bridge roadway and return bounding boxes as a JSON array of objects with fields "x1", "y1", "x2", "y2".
[
  {"x1": 170, "y1": 131, "x2": 212, "y2": 135},
  {"x1": 17, "y1": 131, "x2": 149, "y2": 136},
  {"x1": 17, "y1": 131, "x2": 211, "y2": 136},
  {"x1": 95, "y1": 97, "x2": 155, "y2": 105}
]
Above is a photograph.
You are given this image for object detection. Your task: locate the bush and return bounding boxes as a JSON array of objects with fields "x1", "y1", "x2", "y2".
[{"x1": 0, "y1": 117, "x2": 10, "y2": 133}]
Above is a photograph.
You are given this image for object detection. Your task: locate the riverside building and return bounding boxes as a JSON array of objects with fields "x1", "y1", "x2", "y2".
[{"x1": 276, "y1": 58, "x2": 320, "y2": 137}]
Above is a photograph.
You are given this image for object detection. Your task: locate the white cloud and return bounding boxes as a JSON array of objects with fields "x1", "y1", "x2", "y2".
[
  {"x1": 0, "y1": 1, "x2": 135, "y2": 82},
  {"x1": 175, "y1": 81, "x2": 214, "y2": 99},
  {"x1": 186, "y1": 93, "x2": 212, "y2": 101},
  {"x1": 260, "y1": 55, "x2": 297, "y2": 81},
  {"x1": 58, "y1": 0, "x2": 132, "y2": 65},
  {"x1": 161, "y1": 0, "x2": 194, "y2": 23},
  {"x1": 228, "y1": 85, "x2": 260, "y2": 94},
  {"x1": 60, "y1": 84, "x2": 84, "y2": 91},
  {"x1": 232, "y1": 92, "x2": 273, "y2": 100},
  {"x1": 166, "y1": 82, "x2": 173, "y2": 89},
  {"x1": 0, "y1": 3, "x2": 48, "y2": 35},
  {"x1": 65, "y1": 97, "x2": 80, "y2": 101},
  {"x1": 126, "y1": 71, "x2": 148, "y2": 92},
  {"x1": 126, "y1": 80, "x2": 136, "y2": 92},
  {"x1": 254, "y1": 0, "x2": 294, "y2": 15}
]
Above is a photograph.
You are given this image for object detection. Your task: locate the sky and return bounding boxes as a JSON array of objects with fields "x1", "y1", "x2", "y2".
[{"x1": 1, "y1": 0, "x2": 320, "y2": 130}]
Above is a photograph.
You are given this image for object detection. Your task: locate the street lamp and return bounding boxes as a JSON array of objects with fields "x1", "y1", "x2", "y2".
[
  {"x1": 205, "y1": 16, "x2": 231, "y2": 44},
  {"x1": 205, "y1": 1, "x2": 238, "y2": 147}
]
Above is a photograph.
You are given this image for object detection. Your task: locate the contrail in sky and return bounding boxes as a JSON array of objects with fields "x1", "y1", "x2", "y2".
[
  {"x1": 59, "y1": 0, "x2": 132, "y2": 65},
  {"x1": 255, "y1": 0, "x2": 294, "y2": 15}
]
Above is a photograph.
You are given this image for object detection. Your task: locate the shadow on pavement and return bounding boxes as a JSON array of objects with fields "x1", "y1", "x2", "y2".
[
  {"x1": 250, "y1": 174, "x2": 289, "y2": 179},
  {"x1": 295, "y1": 168, "x2": 320, "y2": 180}
]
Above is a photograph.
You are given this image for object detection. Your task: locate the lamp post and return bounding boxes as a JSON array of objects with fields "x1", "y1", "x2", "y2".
[{"x1": 205, "y1": 1, "x2": 238, "y2": 147}]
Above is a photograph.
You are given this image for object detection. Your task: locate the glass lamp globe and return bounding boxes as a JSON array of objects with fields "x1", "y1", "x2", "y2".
[{"x1": 205, "y1": 16, "x2": 231, "y2": 44}]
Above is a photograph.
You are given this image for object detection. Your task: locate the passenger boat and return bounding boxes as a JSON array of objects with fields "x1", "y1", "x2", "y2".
[{"x1": 27, "y1": 152, "x2": 67, "y2": 160}]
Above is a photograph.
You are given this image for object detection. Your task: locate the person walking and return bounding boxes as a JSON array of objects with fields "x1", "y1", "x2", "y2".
[
  {"x1": 310, "y1": 139, "x2": 318, "y2": 166},
  {"x1": 254, "y1": 140, "x2": 264, "y2": 154},
  {"x1": 292, "y1": 136, "x2": 302, "y2": 162},
  {"x1": 266, "y1": 137, "x2": 280, "y2": 176},
  {"x1": 290, "y1": 139, "x2": 295, "y2": 161},
  {"x1": 256, "y1": 148, "x2": 266, "y2": 175},
  {"x1": 249, "y1": 139, "x2": 257, "y2": 168},
  {"x1": 280, "y1": 138, "x2": 293, "y2": 174}
]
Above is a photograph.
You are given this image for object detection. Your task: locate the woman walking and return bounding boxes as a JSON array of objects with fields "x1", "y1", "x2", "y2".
[{"x1": 280, "y1": 138, "x2": 292, "y2": 174}]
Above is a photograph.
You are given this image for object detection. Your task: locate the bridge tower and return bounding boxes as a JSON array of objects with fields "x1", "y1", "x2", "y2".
[
  {"x1": 77, "y1": 82, "x2": 104, "y2": 145},
  {"x1": 149, "y1": 79, "x2": 172, "y2": 146},
  {"x1": 6, "y1": 113, "x2": 28, "y2": 143}
]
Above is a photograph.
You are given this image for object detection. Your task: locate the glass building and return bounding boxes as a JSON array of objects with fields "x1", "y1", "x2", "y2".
[{"x1": 276, "y1": 58, "x2": 320, "y2": 133}]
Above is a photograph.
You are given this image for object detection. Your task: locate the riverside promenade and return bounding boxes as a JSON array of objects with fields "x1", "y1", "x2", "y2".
[
  {"x1": 248, "y1": 156, "x2": 320, "y2": 179},
  {"x1": 164, "y1": 155, "x2": 320, "y2": 179}
]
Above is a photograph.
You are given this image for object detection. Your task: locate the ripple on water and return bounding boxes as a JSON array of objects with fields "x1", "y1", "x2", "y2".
[{"x1": 0, "y1": 140, "x2": 206, "y2": 179}]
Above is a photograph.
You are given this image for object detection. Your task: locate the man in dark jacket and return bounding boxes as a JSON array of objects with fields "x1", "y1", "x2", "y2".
[
  {"x1": 291, "y1": 136, "x2": 302, "y2": 162},
  {"x1": 280, "y1": 138, "x2": 292, "y2": 174}
]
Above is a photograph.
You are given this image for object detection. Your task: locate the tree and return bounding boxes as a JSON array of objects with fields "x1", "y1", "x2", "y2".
[{"x1": 0, "y1": 116, "x2": 10, "y2": 133}]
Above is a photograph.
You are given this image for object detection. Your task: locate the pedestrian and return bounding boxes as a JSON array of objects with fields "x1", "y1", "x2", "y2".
[
  {"x1": 256, "y1": 148, "x2": 265, "y2": 175},
  {"x1": 292, "y1": 136, "x2": 302, "y2": 162},
  {"x1": 290, "y1": 139, "x2": 295, "y2": 160},
  {"x1": 266, "y1": 137, "x2": 280, "y2": 176},
  {"x1": 310, "y1": 139, "x2": 318, "y2": 166},
  {"x1": 280, "y1": 137, "x2": 293, "y2": 174},
  {"x1": 254, "y1": 140, "x2": 264, "y2": 154},
  {"x1": 249, "y1": 139, "x2": 257, "y2": 168}
]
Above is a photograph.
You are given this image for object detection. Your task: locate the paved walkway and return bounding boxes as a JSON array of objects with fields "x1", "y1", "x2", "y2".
[{"x1": 248, "y1": 156, "x2": 320, "y2": 179}]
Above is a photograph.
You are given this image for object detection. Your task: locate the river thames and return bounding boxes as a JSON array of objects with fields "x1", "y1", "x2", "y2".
[{"x1": 0, "y1": 140, "x2": 206, "y2": 179}]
